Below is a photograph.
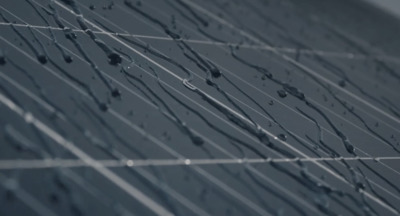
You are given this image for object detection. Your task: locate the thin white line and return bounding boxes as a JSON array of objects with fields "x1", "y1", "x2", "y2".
[
  {"x1": 0, "y1": 93, "x2": 174, "y2": 216},
  {"x1": 0, "y1": 156, "x2": 396, "y2": 170},
  {"x1": 0, "y1": 32, "x2": 272, "y2": 215},
  {"x1": 0, "y1": 51, "x2": 209, "y2": 215},
  {"x1": 100, "y1": 3, "x2": 400, "y2": 199},
  {"x1": 1, "y1": 1, "x2": 396, "y2": 213},
  {"x1": 2, "y1": 34, "x2": 395, "y2": 213},
  {"x1": 0, "y1": 11, "x2": 388, "y2": 216},
  {"x1": 158, "y1": 0, "x2": 400, "y2": 213},
  {"x1": 124, "y1": 2, "x2": 400, "y2": 103},
  {"x1": 58, "y1": 169, "x2": 137, "y2": 216},
  {"x1": 1, "y1": 21, "x2": 400, "y2": 64},
  {"x1": 309, "y1": 14, "x2": 396, "y2": 62},
  {"x1": 113, "y1": 2, "x2": 400, "y2": 144},
  {"x1": 140, "y1": 0, "x2": 400, "y2": 133},
  {"x1": 0, "y1": 8, "x2": 318, "y2": 213},
  {"x1": 106, "y1": 1, "x2": 400, "y2": 185},
  {"x1": 51, "y1": 1, "x2": 400, "y2": 212},
  {"x1": 0, "y1": 174, "x2": 59, "y2": 216},
  {"x1": 117, "y1": 0, "x2": 400, "y2": 187},
  {"x1": 196, "y1": 48, "x2": 400, "y2": 144},
  {"x1": 0, "y1": 74, "x2": 208, "y2": 216},
  {"x1": 0, "y1": 48, "x2": 316, "y2": 216},
  {"x1": 181, "y1": 0, "x2": 400, "y2": 127},
  {"x1": 133, "y1": 1, "x2": 400, "y2": 102},
  {"x1": 3, "y1": 2, "x2": 400, "y2": 216},
  {"x1": 4, "y1": 4, "x2": 400, "y2": 138}
]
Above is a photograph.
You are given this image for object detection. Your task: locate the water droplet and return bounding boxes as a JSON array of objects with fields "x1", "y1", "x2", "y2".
[
  {"x1": 206, "y1": 78, "x2": 213, "y2": 86},
  {"x1": 283, "y1": 84, "x2": 305, "y2": 100},
  {"x1": 111, "y1": 88, "x2": 121, "y2": 98},
  {"x1": 108, "y1": 53, "x2": 122, "y2": 65},
  {"x1": 126, "y1": 160, "x2": 134, "y2": 167},
  {"x1": 37, "y1": 55, "x2": 47, "y2": 64},
  {"x1": 356, "y1": 182, "x2": 366, "y2": 191},
  {"x1": 210, "y1": 68, "x2": 221, "y2": 78},
  {"x1": 344, "y1": 139, "x2": 355, "y2": 154},
  {"x1": 277, "y1": 134, "x2": 287, "y2": 141},
  {"x1": 99, "y1": 103, "x2": 108, "y2": 112},
  {"x1": 261, "y1": 75, "x2": 267, "y2": 80},
  {"x1": 277, "y1": 90, "x2": 287, "y2": 98},
  {"x1": 0, "y1": 55, "x2": 5, "y2": 65},
  {"x1": 192, "y1": 136, "x2": 204, "y2": 146},
  {"x1": 24, "y1": 112, "x2": 33, "y2": 123},
  {"x1": 64, "y1": 55, "x2": 73, "y2": 63}
]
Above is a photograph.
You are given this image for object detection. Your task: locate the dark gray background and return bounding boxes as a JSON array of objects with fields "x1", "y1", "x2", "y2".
[{"x1": 0, "y1": 0, "x2": 399, "y2": 215}]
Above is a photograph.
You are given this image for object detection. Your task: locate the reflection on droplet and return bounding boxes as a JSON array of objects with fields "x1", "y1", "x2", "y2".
[
  {"x1": 24, "y1": 112, "x2": 33, "y2": 123},
  {"x1": 126, "y1": 160, "x2": 134, "y2": 167},
  {"x1": 277, "y1": 134, "x2": 287, "y2": 141},
  {"x1": 108, "y1": 53, "x2": 123, "y2": 65}
]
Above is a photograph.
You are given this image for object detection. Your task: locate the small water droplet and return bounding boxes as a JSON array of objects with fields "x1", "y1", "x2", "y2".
[
  {"x1": 344, "y1": 139, "x2": 355, "y2": 154},
  {"x1": 356, "y1": 182, "x2": 366, "y2": 191},
  {"x1": 111, "y1": 89, "x2": 121, "y2": 98},
  {"x1": 126, "y1": 160, "x2": 134, "y2": 167},
  {"x1": 108, "y1": 53, "x2": 122, "y2": 65},
  {"x1": 64, "y1": 55, "x2": 73, "y2": 63},
  {"x1": 261, "y1": 75, "x2": 267, "y2": 80},
  {"x1": 99, "y1": 103, "x2": 108, "y2": 112},
  {"x1": 24, "y1": 112, "x2": 33, "y2": 123},
  {"x1": 0, "y1": 54, "x2": 5, "y2": 65},
  {"x1": 277, "y1": 90, "x2": 287, "y2": 98},
  {"x1": 277, "y1": 134, "x2": 287, "y2": 141},
  {"x1": 37, "y1": 55, "x2": 47, "y2": 64},
  {"x1": 192, "y1": 136, "x2": 204, "y2": 146},
  {"x1": 210, "y1": 68, "x2": 221, "y2": 78}
]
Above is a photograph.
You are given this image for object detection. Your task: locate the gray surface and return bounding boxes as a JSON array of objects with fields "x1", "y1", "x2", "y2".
[
  {"x1": 0, "y1": 0, "x2": 400, "y2": 215},
  {"x1": 364, "y1": 0, "x2": 400, "y2": 18}
]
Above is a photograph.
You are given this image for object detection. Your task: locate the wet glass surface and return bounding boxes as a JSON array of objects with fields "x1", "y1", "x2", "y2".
[{"x1": 0, "y1": 0, "x2": 400, "y2": 215}]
